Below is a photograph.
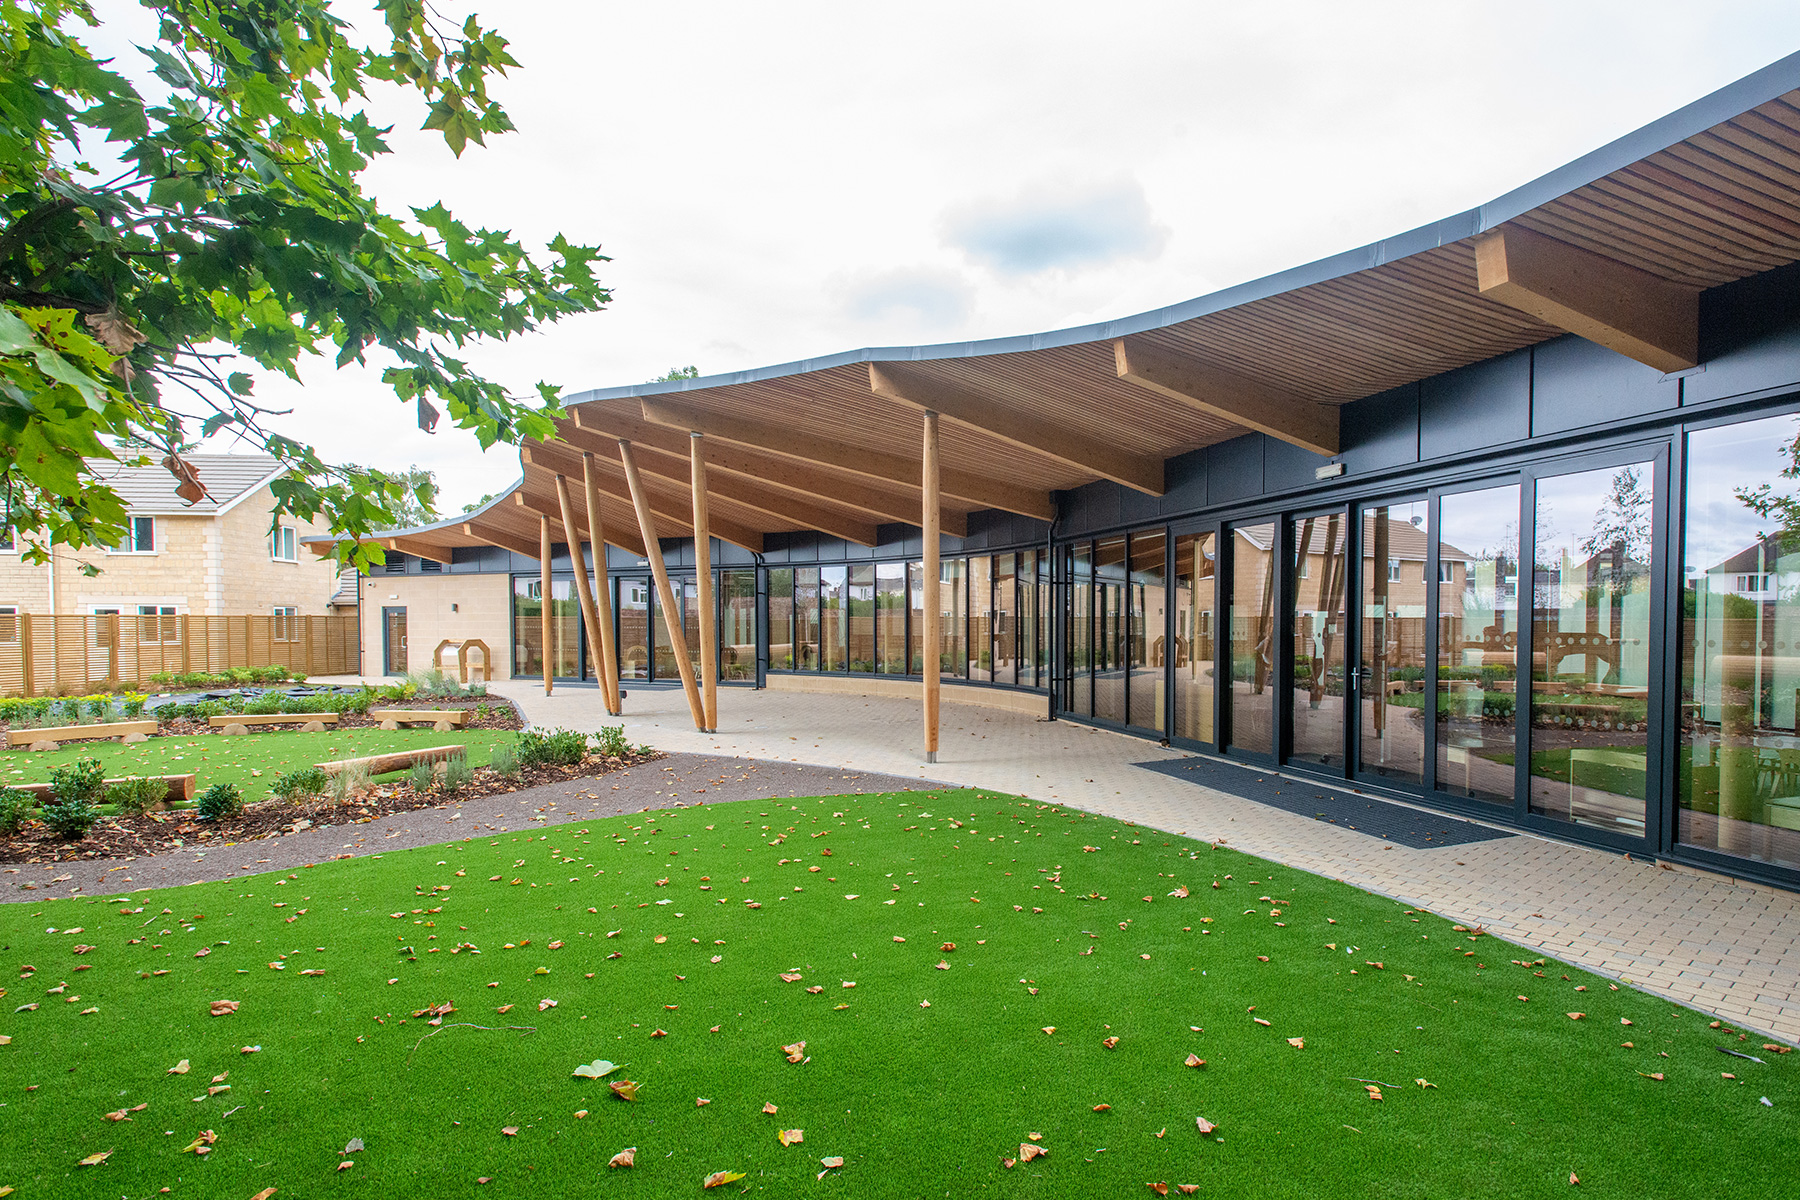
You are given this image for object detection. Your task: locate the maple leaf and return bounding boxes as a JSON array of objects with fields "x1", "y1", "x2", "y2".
[
  {"x1": 609, "y1": 1147, "x2": 636, "y2": 1168},
  {"x1": 703, "y1": 1170, "x2": 747, "y2": 1188},
  {"x1": 609, "y1": 1079, "x2": 640, "y2": 1101},
  {"x1": 778, "y1": 1128, "x2": 805, "y2": 1147},
  {"x1": 1018, "y1": 1142, "x2": 1048, "y2": 1162}
]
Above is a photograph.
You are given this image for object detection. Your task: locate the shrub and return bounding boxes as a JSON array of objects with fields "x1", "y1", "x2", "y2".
[
  {"x1": 107, "y1": 776, "x2": 167, "y2": 816},
  {"x1": 242, "y1": 693, "x2": 285, "y2": 716},
  {"x1": 0, "y1": 787, "x2": 31, "y2": 835},
  {"x1": 270, "y1": 766, "x2": 330, "y2": 803},
  {"x1": 441, "y1": 751, "x2": 474, "y2": 793},
  {"x1": 196, "y1": 782, "x2": 244, "y2": 821},
  {"x1": 119, "y1": 694, "x2": 147, "y2": 718},
  {"x1": 516, "y1": 728, "x2": 588, "y2": 767},
  {"x1": 330, "y1": 762, "x2": 370, "y2": 804},
  {"x1": 409, "y1": 759, "x2": 437, "y2": 792},
  {"x1": 594, "y1": 725, "x2": 630, "y2": 758},
  {"x1": 43, "y1": 758, "x2": 105, "y2": 838},
  {"x1": 489, "y1": 741, "x2": 521, "y2": 776}
]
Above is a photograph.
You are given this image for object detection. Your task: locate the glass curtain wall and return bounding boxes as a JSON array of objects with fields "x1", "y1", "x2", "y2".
[
  {"x1": 1093, "y1": 537, "x2": 1127, "y2": 724},
  {"x1": 994, "y1": 554, "x2": 1018, "y2": 685},
  {"x1": 768, "y1": 568, "x2": 794, "y2": 671},
  {"x1": 1068, "y1": 544, "x2": 1093, "y2": 716},
  {"x1": 721, "y1": 569, "x2": 757, "y2": 681},
  {"x1": 876, "y1": 563, "x2": 906, "y2": 673},
  {"x1": 1681, "y1": 413, "x2": 1800, "y2": 870},
  {"x1": 1360, "y1": 500, "x2": 1430, "y2": 784},
  {"x1": 1529, "y1": 462, "x2": 1656, "y2": 834},
  {"x1": 819, "y1": 566, "x2": 847, "y2": 672},
  {"x1": 1290, "y1": 511, "x2": 1349, "y2": 768},
  {"x1": 848, "y1": 565, "x2": 875, "y2": 673},
  {"x1": 795, "y1": 567, "x2": 821, "y2": 671},
  {"x1": 512, "y1": 577, "x2": 581, "y2": 679},
  {"x1": 1227, "y1": 522, "x2": 1277, "y2": 755},
  {"x1": 940, "y1": 559, "x2": 967, "y2": 678},
  {"x1": 969, "y1": 556, "x2": 993, "y2": 680},
  {"x1": 1172, "y1": 531, "x2": 1217, "y2": 744},
  {"x1": 1021, "y1": 550, "x2": 1039, "y2": 689},
  {"x1": 1436, "y1": 485, "x2": 1520, "y2": 804},
  {"x1": 1128, "y1": 530, "x2": 1166, "y2": 734},
  {"x1": 616, "y1": 578, "x2": 650, "y2": 680}
]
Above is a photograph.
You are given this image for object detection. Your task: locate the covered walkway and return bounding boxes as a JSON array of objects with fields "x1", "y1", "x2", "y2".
[{"x1": 489, "y1": 678, "x2": 1800, "y2": 1044}]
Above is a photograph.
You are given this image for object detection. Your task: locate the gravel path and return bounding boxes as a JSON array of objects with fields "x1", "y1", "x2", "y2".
[{"x1": 1, "y1": 754, "x2": 938, "y2": 902}]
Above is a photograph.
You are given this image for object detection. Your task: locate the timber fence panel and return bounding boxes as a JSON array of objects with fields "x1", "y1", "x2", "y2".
[{"x1": 0, "y1": 614, "x2": 358, "y2": 696}]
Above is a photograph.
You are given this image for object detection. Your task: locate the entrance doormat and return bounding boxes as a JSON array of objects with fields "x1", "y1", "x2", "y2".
[{"x1": 1132, "y1": 757, "x2": 1515, "y2": 850}]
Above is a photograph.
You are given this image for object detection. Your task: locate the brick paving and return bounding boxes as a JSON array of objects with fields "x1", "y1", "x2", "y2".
[{"x1": 483, "y1": 678, "x2": 1800, "y2": 1043}]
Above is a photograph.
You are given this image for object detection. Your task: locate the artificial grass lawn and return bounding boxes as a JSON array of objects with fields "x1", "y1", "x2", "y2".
[
  {"x1": 1, "y1": 792, "x2": 1792, "y2": 1198},
  {"x1": 0, "y1": 729, "x2": 516, "y2": 800}
]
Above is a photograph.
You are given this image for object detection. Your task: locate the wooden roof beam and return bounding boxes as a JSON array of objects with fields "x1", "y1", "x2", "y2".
[
  {"x1": 511, "y1": 485, "x2": 655, "y2": 558},
  {"x1": 461, "y1": 522, "x2": 540, "y2": 559},
  {"x1": 566, "y1": 412, "x2": 971, "y2": 536},
  {"x1": 529, "y1": 437, "x2": 879, "y2": 546},
  {"x1": 524, "y1": 459, "x2": 765, "y2": 555},
  {"x1": 640, "y1": 397, "x2": 1055, "y2": 521},
  {"x1": 1473, "y1": 224, "x2": 1699, "y2": 373},
  {"x1": 870, "y1": 362, "x2": 1165, "y2": 495},
  {"x1": 1114, "y1": 335, "x2": 1340, "y2": 457},
  {"x1": 384, "y1": 535, "x2": 454, "y2": 565}
]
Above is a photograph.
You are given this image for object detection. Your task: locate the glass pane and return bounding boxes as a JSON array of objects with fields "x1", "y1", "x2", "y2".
[
  {"x1": 1020, "y1": 550, "x2": 1038, "y2": 689},
  {"x1": 968, "y1": 555, "x2": 993, "y2": 680},
  {"x1": 1068, "y1": 543, "x2": 1092, "y2": 716},
  {"x1": 1291, "y1": 512, "x2": 1348, "y2": 768},
  {"x1": 616, "y1": 577, "x2": 650, "y2": 681},
  {"x1": 848, "y1": 564, "x2": 875, "y2": 673},
  {"x1": 908, "y1": 562, "x2": 925, "y2": 674},
  {"x1": 1129, "y1": 530, "x2": 1166, "y2": 734},
  {"x1": 1529, "y1": 462, "x2": 1655, "y2": 833},
  {"x1": 653, "y1": 580, "x2": 681, "y2": 681},
  {"x1": 682, "y1": 578, "x2": 703, "y2": 678},
  {"x1": 1095, "y1": 536, "x2": 1127, "y2": 723},
  {"x1": 1360, "y1": 501, "x2": 1430, "y2": 783},
  {"x1": 820, "y1": 565, "x2": 847, "y2": 672},
  {"x1": 1172, "y1": 532, "x2": 1216, "y2": 743},
  {"x1": 941, "y1": 558, "x2": 967, "y2": 679},
  {"x1": 1437, "y1": 485, "x2": 1521, "y2": 804},
  {"x1": 1036, "y1": 552, "x2": 1051, "y2": 686},
  {"x1": 876, "y1": 563, "x2": 906, "y2": 674},
  {"x1": 721, "y1": 569, "x2": 756, "y2": 681},
  {"x1": 1681, "y1": 415, "x2": 1800, "y2": 869},
  {"x1": 1229, "y1": 522, "x2": 1276, "y2": 754},
  {"x1": 768, "y1": 567, "x2": 794, "y2": 671},
  {"x1": 994, "y1": 554, "x2": 1018, "y2": 686},
  {"x1": 795, "y1": 567, "x2": 821, "y2": 671},
  {"x1": 512, "y1": 577, "x2": 541, "y2": 678}
]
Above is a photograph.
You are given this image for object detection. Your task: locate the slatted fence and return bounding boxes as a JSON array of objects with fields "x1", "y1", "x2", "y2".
[{"x1": 0, "y1": 614, "x2": 358, "y2": 696}]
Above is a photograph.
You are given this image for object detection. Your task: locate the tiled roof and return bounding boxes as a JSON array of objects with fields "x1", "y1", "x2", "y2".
[{"x1": 87, "y1": 454, "x2": 284, "y2": 514}]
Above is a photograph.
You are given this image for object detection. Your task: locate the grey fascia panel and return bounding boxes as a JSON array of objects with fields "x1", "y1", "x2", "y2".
[{"x1": 297, "y1": 478, "x2": 526, "y2": 544}]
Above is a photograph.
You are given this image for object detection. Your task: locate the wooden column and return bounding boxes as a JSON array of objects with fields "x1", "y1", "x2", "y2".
[
  {"x1": 581, "y1": 452, "x2": 622, "y2": 715},
  {"x1": 554, "y1": 473, "x2": 605, "y2": 700},
  {"x1": 539, "y1": 513, "x2": 554, "y2": 695},
  {"x1": 618, "y1": 438, "x2": 707, "y2": 732},
  {"x1": 922, "y1": 410, "x2": 941, "y2": 763},
  {"x1": 691, "y1": 433, "x2": 719, "y2": 733}
]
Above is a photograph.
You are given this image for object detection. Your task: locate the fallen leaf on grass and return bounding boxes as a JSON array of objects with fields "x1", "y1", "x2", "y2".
[
  {"x1": 344, "y1": 1138, "x2": 364, "y2": 1153},
  {"x1": 572, "y1": 1059, "x2": 621, "y2": 1079},
  {"x1": 609, "y1": 1147, "x2": 636, "y2": 1168},
  {"x1": 538, "y1": 999, "x2": 557, "y2": 1012},
  {"x1": 168, "y1": 1059, "x2": 190, "y2": 1075},
  {"x1": 301, "y1": 969, "x2": 326, "y2": 977},
  {"x1": 1195, "y1": 1117, "x2": 1217, "y2": 1135},
  {"x1": 1042, "y1": 1026, "x2": 1056, "y2": 1036},
  {"x1": 1415, "y1": 1078, "x2": 1437, "y2": 1089},
  {"x1": 250, "y1": 1190, "x2": 277, "y2": 1200},
  {"x1": 1568, "y1": 1013, "x2": 1586, "y2": 1020},
  {"x1": 783, "y1": 1041, "x2": 807, "y2": 1063},
  {"x1": 764, "y1": 1102, "x2": 780, "y2": 1114},
  {"x1": 1185, "y1": 1054, "x2": 1206, "y2": 1068},
  {"x1": 609, "y1": 1080, "x2": 639, "y2": 1101},
  {"x1": 778, "y1": 1128, "x2": 805, "y2": 1147},
  {"x1": 212, "y1": 1071, "x2": 228, "y2": 1083},
  {"x1": 703, "y1": 1170, "x2": 747, "y2": 1188},
  {"x1": 1018, "y1": 1143, "x2": 1047, "y2": 1162},
  {"x1": 1149, "y1": 1184, "x2": 1169, "y2": 1196},
  {"x1": 1103, "y1": 1036, "x2": 1120, "y2": 1049},
  {"x1": 207, "y1": 1085, "x2": 230, "y2": 1096},
  {"x1": 650, "y1": 1029, "x2": 668, "y2": 1038},
  {"x1": 77, "y1": 1150, "x2": 113, "y2": 1166},
  {"x1": 502, "y1": 1126, "x2": 519, "y2": 1136},
  {"x1": 1093, "y1": 1104, "x2": 1111, "y2": 1112},
  {"x1": 820, "y1": 1156, "x2": 844, "y2": 1169},
  {"x1": 1638, "y1": 1072, "x2": 1665, "y2": 1081},
  {"x1": 1570, "y1": 1172, "x2": 1579, "y2": 1185},
  {"x1": 179, "y1": 1131, "x2": 217, "y2": 1154},
  {"x1": 337, "y1": 1161, "x2": 354, "y2": 1171},
  {"x1": 209, "y1": 1000, "x2": 239, "y2": 1016},
  {"x1": 1252, "y1": 1017, "x2": 1270, "y2": 1027},
  {"x1": 1287, "y1": 1037, "x2": 1305, "y2": 1049},
  {"x1": 779, "y1": 972, "x2": 803, "y2": 983}
]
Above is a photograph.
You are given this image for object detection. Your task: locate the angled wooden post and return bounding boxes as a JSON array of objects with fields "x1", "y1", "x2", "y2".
[
  {"x1": 619, "y1": 438, "x2": 707, "y2": 732},
  {"x1": 539, "y1": 512, "x2": 554, "y2": 696},
  {"x1": 691, "y1": 433, "x2": 719, "y2": 732},
  {"x1": 923, "y1": 410, "x2": 941, "y2": 763},
  {"x1": 581, "y1": 451, "x2": 622, "y2": 715},
  {"x1": 554, "y1": 472, "x2": 605, "y2": 700}
]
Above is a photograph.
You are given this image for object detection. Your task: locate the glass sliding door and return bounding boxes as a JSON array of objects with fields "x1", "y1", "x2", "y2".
[
  {"x1": 1172, "y1": 530, "x2": 1216, "y2": 744},
  {"x1": 1436, "y1": 485, "x2": 1520, "y2": 804},
  {"x1": 1680, "y1": 413, "x2": 1800, "y2": 869},
  {"x1": 876, "y1": 563, "x2": 906, "y2": 673},
  {"x1": 1228, "y1": 521, "x2": 1277, "y2": 755},
  {"x1": 848, "y1": 565, "x2": 875, "y2": 674},
  {"x1": 795, "y1": 567, "x2": 821, "y2": 671},
  {"x1": 1129, "y1": 530, "x2": 1166, "y2": 735},
  {"x1": 819, "y1": 565, "x2": 847, "y2": 672},
  {"x1": 994, "y1": 554, "x2": 1018, "y2": 686},
  {"x1": 616, "y1": 577, "x2": 650, "y2": 681},
  {"x1": 1528, "y1": 460, "x2": 1656, "y2": 835},
  {"x1": 969, "y1": 555, "x2": 993, "y2": 680},
  {"x1": 1067, "y1": 543, "x2": 1092, "y2": 717},
  {"x1": 721, "y1": 569, "x2": 756, "y2": 681},
  {"x1": 1290, "y1": 510, "x2": 1348, "y2": 768},
  {"x1": 681, "y1": 577, "x2": 703, "y2": 678},
  {"x1": 1094, "y1": 536, "x2": 1127, "y2": 724},
  {"x1": 768, "y1": 568, "x2": 794, "y2": 671},
  {"x1": 1359, "y1": 499, "x2": 1430, "y2": 784}
]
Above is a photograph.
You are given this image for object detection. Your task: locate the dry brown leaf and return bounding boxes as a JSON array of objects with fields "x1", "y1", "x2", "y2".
[
  {"x1": 1018, "y1": 1142, "x2": 1047, "y2": 1162},
  {"x1": 1252, "y1": 1017, "x2": 1270, "y2": 1027},
  {"x1": 1287, "y1": 1037, "x2": 1305, "y2": 1049},
  {"x1": 1149, "y1": 1184, "x2": 1169, "y2": 1196},
  {"x1": 1570, "y1": 1172, "x2": 1580, "y2": 1185},
  {"x1": 1103, "y1": 1036, "x2": 1120, "y2": 1049},
  {"x1": 763, "y1": 1101, "x2": 779, "y2": 1114},
  {"x1": 1179, "y1": 1187, "x2": 1200, "y2": 1195},
  {"x1": 1094, "y1": 1103, "x2": 1111, "y2": 1112},
  {"x1": 820, "y1": 1156, "x2": 844, "y2": 1169},
  {"x1": 1042, "y1": 1026, "x2": 1057, "y2": 1036},
  {"x1": 609, "y1": 1079, "x2": 640, "y2": 1101},
  {"x1": 778, "y1": 1128, "x2": 805, "y2": 1147},
  {"x1": 1003, "y1": 1157, "x2": 1017, "y2": 1169},
  {"x1": 1639, "y1": 1072, "x2": 1665, "y2": 1081},
  {"x1": 609, "y1": 1147, "x2": 636, "y2": 1169},
  {"x1": 337, "y1": 1161, "x2": 354, "y2": 1172},
  {"x1": 1568, "y1": 1013, "x2": 1586, "y2": 1020},
  {"x1": 538, "y1": 999, "x2": 557, "y2": 1012},
  {"x1": 209, "y1": 1000, "x2": 239, "y2": 1016},
  {"x1": 207, "y1": 1085, "x2": 230, "y2": 1096},
  {"x1": 783, "y1": 1041, "x2": 807, "y2": 1063},
  {"x1": 502, "y1": 1126, "x2": 519, "y2": 1136},
  {"x1": 806, "y1": 985, "x2": 824, "y2": 994},
  {"x1": 650, "y1": 1029, "x2": 668, "y2": 1038},
  {"x1": 780, "y1": 972, "x2": 803, "y2": 983},
  {"x1": 77, "y1": 1150, "x2": 114, "y2": 1166},
  {"x1": 212, "y1": 1071, "x2": 228, "y2": 1083},
  {"x1": 703, "y1": 1170, "x2": 747, "y2": 1188},
  {"x1": 250, "y1": 1190, "x2": 278, "y2": 1200},
  {"x1": 1195, "y1": 1117, "x2": 1216, "y2": 1135},
  {"x1": 1185, "y1": 1053, "x2": 1205, "y2": 1068}
]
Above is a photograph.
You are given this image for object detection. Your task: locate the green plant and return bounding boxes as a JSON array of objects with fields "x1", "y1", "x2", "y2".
[
  {"x1": 42, "y1": 758, "x2": 105, "y2": 838},
  {"x1": 242, "y1": 693, "x2": 286, "y2": 716},
  {"x1": 594, "y1": 726, "x2": 630, "y2": 758},
  {"x1": 330, "y1": 762, "x2": 371, "y2": 805},
  {"x1": 106, "y1": 776, "x2": 167, "y2": 817},
  {"x1": 489, "y1": 741, "x2": 521, "y2": 776},
  {"x1": 119, "y1": 695, "x2": 146, "y2": 718},
  {"x1": 0, "y1": 787, "x2": 30, "y2": 835},
  {"x1": 271, "y1": 766, "x2": 331, "y2": 803},
  {"x1": 196, "y1": 782, "x2": 245, "y2": 822},
  {"x1": 409, "y1": 759, "x2": 437, "y2": 792},
  {"x1": 516, "y1": 728, "x2": 588, "y2": 767},
  {"x1": 441, "y1": 752, "x2": 474, "y2": 793}
]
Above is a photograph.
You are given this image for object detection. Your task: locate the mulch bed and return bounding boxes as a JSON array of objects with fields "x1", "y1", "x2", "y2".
[{"x1": 0, "y1": 748, "x2": 663, "y2": 865}]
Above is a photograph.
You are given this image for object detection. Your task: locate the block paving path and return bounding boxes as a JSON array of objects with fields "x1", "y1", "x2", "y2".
[{"x1": 486, "y1": 679, "x2": 1800, "y2": 1043}]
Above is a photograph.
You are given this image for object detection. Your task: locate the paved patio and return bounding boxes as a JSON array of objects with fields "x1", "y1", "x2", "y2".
[{"x1": 484, "y1": 677, "x2": 1800, "y2": 1043}]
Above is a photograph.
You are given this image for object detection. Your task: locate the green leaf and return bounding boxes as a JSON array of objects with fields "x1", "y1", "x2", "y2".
[{"x1": 571, "y1": 1059, "x2": 622, "y2": 1079}]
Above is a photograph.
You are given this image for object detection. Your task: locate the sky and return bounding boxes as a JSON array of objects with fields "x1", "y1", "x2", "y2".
[{"x1": 85, "y1": 1, "x2": 1800, "y2": 513}]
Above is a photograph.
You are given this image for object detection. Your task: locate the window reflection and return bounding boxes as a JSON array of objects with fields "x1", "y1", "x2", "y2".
[
  {"x1": 1681, "y1": 414, "x2": 1800, "y2": 868},
  {"x1": 1172, "y1": 532, "x2": 1216, "y2": 743},
  {"x1": 1229, "y1": 522, "x2": 1276, "y2": 754},
  {"x1": 1436, "y1": 486, "x2": 1520, "y2": 803},
  {"x1": 1529, "y1": 463, "x2": 1655, "y2": 833},
  {"x1": 1291, "y1": 511, "x2": 1348, "y2": 768},
  {"x1": 721, "y1": 569, "x2": 756, "y2": 681},
  {"x1": 1359, "y1": 501, "x2": 1429, "y2": 784},
  {"x1": 848, "y1": 565, "x2": 875, "y2": 673},
  {"x1": 876, "y1": 562, "x2": 906, "y2": 674},
  {"x1": 1095, "y1": 536, "x2": 1127, "y2": 724},
  {"x1": 1129, "y1": 530, "x2": 1166, "y2": 734}
]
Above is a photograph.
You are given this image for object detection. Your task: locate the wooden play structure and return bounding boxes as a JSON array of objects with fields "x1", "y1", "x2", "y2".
[
  {"x1": 5, "y1": 719, "x2": 157, "y2": 748},
  {"x1": 206, "y1": 712, "x2": 340, "y2": 729},
  {"x1": 10, "y1": 772, "x2": 195, "y2": 806},
  {"x1": 433, "y1": 638, "x2": 491, "y2": 684},
  {"x1": 316, "y1": 744, "x2": 464, "y2": 776},
  {"x1": 368, "y1": 708, "x2": 469, "y2": 729}
]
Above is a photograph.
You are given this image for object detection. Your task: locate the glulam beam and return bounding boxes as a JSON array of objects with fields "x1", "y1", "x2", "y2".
[
  {"x1": 382, "y1": 535, "x2": 454, "y2": 565},
  {"x1": 1114, "y1": 335, "x2": 1340, "y2": 456},
  {"x1": 1473, "y1": 224, "x2": 1699, "y2": 373}
]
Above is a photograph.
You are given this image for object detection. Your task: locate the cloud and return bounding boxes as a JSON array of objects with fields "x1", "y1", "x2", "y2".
[
  {"x1": 831, "y1": 266, "x2": 975, "y2": 330},
  {"x1": 940, "y1": 176, "x2": 1170, "y2": 276}
]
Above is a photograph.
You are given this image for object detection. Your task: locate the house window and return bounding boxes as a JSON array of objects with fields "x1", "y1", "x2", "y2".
[
  {"x1": 1438, "y1": 561, "x2": 1456, "y2": 583},
  {"x1": 109, "y1": 516, "x2": 155, "y2": 554},
  {"x1": 137, "y1": 604, "x2": 179, "y2": 644},
  {"x1": 0, "y1": 604, "x2": 17, "y2": 642},
  {"x1": 1734, "y1": 573, "x2": 1771, "y2": 593},
  {"x1": 272, "y1": 525, "x2": 297, "y2": 562},
  {"x1": 273, "y1": 605, "x2": 299, "y2": 642},
  {"x1": 1387, "y1": 559, "x2": 1401, "y2": 583}
]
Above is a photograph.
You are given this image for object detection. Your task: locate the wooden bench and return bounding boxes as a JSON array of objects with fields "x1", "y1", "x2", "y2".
[
  {"x1": 8, "y1": 773, "x2": 195, "y2": 806},
  {"x1": 317, "y1": 745, "x2": 464, "y2": 777},
  {"x1": 369, "y1": 708, "x2": 468, "y2": 729},
  {"x1": 5, "y1": 719, "x2": 158, "y2": 748},
  {"x1": 206, "y1": 712, "x2": 339, "y2": 729}
]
